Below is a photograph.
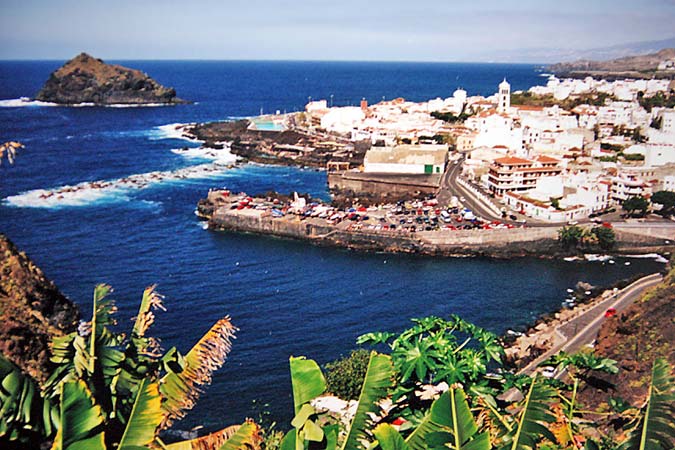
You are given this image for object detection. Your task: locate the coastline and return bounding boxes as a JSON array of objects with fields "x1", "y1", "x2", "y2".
[{"x1": 197, "y1": 190, "x2": 674, "y2": 260}]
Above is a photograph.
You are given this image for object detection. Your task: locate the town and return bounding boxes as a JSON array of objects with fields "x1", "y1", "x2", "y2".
[{"x1": 301, "y1": 75, "x2": 675, "y2": 224}]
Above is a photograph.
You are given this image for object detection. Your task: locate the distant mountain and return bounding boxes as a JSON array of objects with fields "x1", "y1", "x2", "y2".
[
  {"x1": 477, "y1": 37, "x2": 675, "y2": 64},
  {"x1": 549, "y1": 48, "x2": 675, "y2": 73}
]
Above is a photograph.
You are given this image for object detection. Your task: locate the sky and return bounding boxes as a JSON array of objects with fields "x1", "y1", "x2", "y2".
[{"x1": 1, "y1": 0, "x2": 675, "y2": 62}]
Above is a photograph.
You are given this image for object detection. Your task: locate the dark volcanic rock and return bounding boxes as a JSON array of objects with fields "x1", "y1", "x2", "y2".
[
  {"x1": 35, "y1": 52, "x2": 185, "y2": 105},
  {"x1": 0, "y1": 234, "x2": 80, "y2": 382}
]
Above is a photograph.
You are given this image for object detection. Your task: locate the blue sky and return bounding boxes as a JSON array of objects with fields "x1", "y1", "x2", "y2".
[{"x1": 1, "y1": 0, "x2": 674, "y2": 61}]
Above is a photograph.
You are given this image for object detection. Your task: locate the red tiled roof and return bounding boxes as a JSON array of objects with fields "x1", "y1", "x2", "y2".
[
  {"x1": 533, "y1": 155, "x2": 560, "y2": 163},
  {"x1": 494, "y1": 156, "x2": 532, "y2": 165}
]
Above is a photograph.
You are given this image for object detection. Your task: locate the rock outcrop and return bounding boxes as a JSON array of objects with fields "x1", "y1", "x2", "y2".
[
  {"x1": 35, "y1": 52, "x2": 185, "y2": 105},
  {"x1": 0, "y1": 234, "x2": 80, "y2": 381}
]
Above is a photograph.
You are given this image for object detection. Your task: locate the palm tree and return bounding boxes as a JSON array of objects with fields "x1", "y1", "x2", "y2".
[{"x1": 0, "y1": 141, "x2": 23, "y2": 165}]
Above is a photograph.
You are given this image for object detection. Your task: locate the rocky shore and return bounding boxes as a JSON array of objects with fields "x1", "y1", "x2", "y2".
[
  {"x1": 35, "y1": 53, "x2": 185, "y2": 105},
  {"x1": 184, "y1": 117, "x2": 369, "y2": 169},
  {"x1": 0, "y1": 234, "x2": 80, "y2": 382}
]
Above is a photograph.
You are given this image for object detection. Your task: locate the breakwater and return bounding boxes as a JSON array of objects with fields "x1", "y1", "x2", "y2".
[{"x1": 200, "y1": 191, "x2": 673, "y2": 258}]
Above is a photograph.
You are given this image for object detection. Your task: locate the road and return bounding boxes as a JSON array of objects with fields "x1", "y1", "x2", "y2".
[
  {"x1": 518, "y1": 272, "x2": 664, "y2": 376},
  {"x1": 437, "y1": 156, "x2": 506, "y2": 222}
]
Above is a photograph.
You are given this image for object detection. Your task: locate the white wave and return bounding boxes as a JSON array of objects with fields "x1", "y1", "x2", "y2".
[
  {"x1": 4, "y1": 163, "x2": 232, "y2": 209},
  {"x1": 0, "y1": 97, "x2": 175, "y2": 108},
  {"x1": 584, "y1": 254, "x2": 613, "y2": 262},
  {"x1": 150, "y1": 123, "x2": 200, "y2": 142},
  {"x1": 0, "y1": 97, "x2": 59, "y2": 107},
  {"x1": 622, "y1": 253, "x2": 669, "y2": 264},
  {"x1": 104, "y1": 103, "x2": 172, "y2": 108},
  {"x1": 171, "y1": 144, "x2": 237, "y2": 164}
]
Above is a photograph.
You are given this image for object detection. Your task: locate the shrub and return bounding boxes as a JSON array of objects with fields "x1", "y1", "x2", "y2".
[{"x1": 324, "y1": 349, "x2": 371, "y2": 400}]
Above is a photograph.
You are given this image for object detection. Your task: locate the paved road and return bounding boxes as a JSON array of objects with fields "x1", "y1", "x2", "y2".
[
  {"x1": 518, "y1": 272, "x2": 664, "y2": 376},
  {"x1": 437, "y1": 156, "x2": 506, "y2": 222}
]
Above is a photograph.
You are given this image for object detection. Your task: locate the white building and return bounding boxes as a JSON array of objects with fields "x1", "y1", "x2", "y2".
[
  {"x1": 363, "y1": 144, "x2": 448, "y2": 174},
  {"x1": 497, "y1": 79, "x2": 510, "y2": 114}
]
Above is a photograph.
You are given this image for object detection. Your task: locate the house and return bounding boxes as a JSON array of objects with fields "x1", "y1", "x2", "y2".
[{"x1": 363, "y1": 144, "x2": 448, "y2": 174}]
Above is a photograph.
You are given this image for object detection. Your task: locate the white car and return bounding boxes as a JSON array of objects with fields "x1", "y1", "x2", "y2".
[{"x1": 541, "y1": 366, "x2": 556, "y2": 378}]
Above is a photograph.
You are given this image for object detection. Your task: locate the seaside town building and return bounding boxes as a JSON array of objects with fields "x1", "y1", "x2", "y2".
[
  {"x1": 363, "y1": 143, "x2": 448, "y2": 174},
  {"x1": 305, "y1": 77, "x2": 674, "y2": 223},
  {"x1": 486, "y1": 155, "x2": 563, "y2": 197}
]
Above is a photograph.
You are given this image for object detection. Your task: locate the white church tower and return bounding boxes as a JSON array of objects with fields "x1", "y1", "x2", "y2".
[{"x1": 497, "y1": 78, "x2": 510, "y2": 113}]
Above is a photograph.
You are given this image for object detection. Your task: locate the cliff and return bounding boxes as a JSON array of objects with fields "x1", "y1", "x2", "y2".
[
  {"x1": 0, "y1": 234, "x2": 80, "y2": 382},
  {"x1": 548, "y1": 48, "x2": 675, "y2": 79},
  {"x1": 35, "y1": 53, "x2": 185, "y2": 105}
]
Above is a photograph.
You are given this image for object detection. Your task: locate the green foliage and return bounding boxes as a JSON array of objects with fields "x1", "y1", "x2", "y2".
[
  {"x1": 557, "y1": 225, "x2": 584, "y2": 250},
  {"x1": 325, "y1": 349, "x2": 371, "y2": 400},
  {"x1": 504, "y1": 376, "x2": 558, "y2": 450},
  {"x1": 357, "y1": 316, "x2": 504, "y2": 400},
  {"x1": 406, "y1": 388, "x2": 489, "y2": 450},
  {"x1": 510, "y1": 91, "x2": 615, "y2": 109},
  {"x1": 622, "y1": 196, "x2": 650, "y2": 218},
  {"x1": 0, "y1": 354, "x2": 56, "y2": 446},
  {"x1": 52, "y1": 380, "x2": 106, "y2": 450},
  {"x1": 0, "y1": 284, "x2": 258, "y2": 450},
  {"x1": 638, "y1": 92, "x2": 675, "y2": 112},
  {"x1": 591, "y1": 226, "x2": 616, "y2": 251},
  {"x1": 547, "y1": 351, "x2": 619, "y2": 376},
  {"x1": 282, "y1": 352, "x2": 393, "y2": 450},
  {"x1": 618, "y1": 358, "x2": 675, "y2": 450},
  {"x1": 431, "y1": 110, "x2": 474, "y2": 123},
  {"x1": 598, "y1": 155, "x2": 618, "y2": 163},
  {"x1": 340, "y1": 353, "x2": 394, "y2": 450},
  {"x1": 623, "y1": 153, "x2": 645, "y2": 161},
  {"x1": 651, "y1": 191, "x2": 675, "y2": 217}
]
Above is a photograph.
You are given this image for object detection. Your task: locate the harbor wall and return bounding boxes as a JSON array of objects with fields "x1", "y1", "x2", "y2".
[{"x1": 208, "y1": 210, "x2": 674, "y2": 258}]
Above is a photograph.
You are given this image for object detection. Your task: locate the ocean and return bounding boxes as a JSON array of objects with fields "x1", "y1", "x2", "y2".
[{"x1": 0, "y1": 60, "x2": 664, "y2": 430}]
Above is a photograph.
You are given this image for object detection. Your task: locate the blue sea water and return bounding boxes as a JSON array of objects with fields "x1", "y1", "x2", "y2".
[{"x1": 0, "y1": 61, "x2": 664, "y2": 430}]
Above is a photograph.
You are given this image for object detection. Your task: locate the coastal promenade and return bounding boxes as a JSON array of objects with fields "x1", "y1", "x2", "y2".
[{"x1": 517, "y1": 272, "x2": 664, "y2": 376}]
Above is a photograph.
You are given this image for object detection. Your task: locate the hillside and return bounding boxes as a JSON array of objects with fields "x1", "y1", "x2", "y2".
[
  {"x1": 0, "y1": 234, "x2": 79, "y2": 381},
  {"x1": 35, "y1": 52, "x2": 185, "y2": 105},
  {"x1": 548, "y1": 48, "x2": 675, "y2": 79},
  {"x1": 577, "y1": 263, "x2": 674, "y2": 413}
]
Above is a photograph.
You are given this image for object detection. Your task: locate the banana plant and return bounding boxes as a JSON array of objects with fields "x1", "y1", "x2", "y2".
[
  {"x1": 280, "y1": 356, "x2": 331, "y2": 450},
  {"x1": 618, "y1": 358, "x2": 675, "y2": 450},
  {"x1": 50, "y1": 380, "x2": 105, "y2": 450},
  {"x1": 0, "y1": 354, "x2": 56, "y2": 446},
  {"x1": 281, "y1": 352, "x2": 394, "y2": 450},
  {"x1": 383, "y1": 387, "x2": 490, "y2": 450},
  {"x1": 500, "y1": 375, "x2": 558, "y2": 450},
  {"x1": 1, "y1": 284, "x2": 258, "y2": 450}
]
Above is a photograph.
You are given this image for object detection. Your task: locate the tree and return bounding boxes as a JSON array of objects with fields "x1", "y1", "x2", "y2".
[
  {"x1": 651, "y1": 190, "x2": 675, "y2": 217},
  {"x1": 622, "y1": 196, "x2": 649, "y2": 218},
  {"x1": 591, "y1": 226, "x2": 616, "y2": 250},
  {"x1": 558, "y1": 225, "x2": 584, "y2": 250}
]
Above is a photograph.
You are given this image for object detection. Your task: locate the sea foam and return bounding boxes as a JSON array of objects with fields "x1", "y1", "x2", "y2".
[
  {"x1": 0, "y1": 97, "x2": 174, "y2": 108},
  {"x1": 151, "y1": 123, "x2": 200, "y2": 142},
  {"x1": 0, "y1": 97, "x2": 59, "y2": 107},
  {"x1": 4, "y1": 163, "x2": 234, "y2": 209},
  {"x1": 171, "y1": 144, "x2": 237, "y2": 163}
]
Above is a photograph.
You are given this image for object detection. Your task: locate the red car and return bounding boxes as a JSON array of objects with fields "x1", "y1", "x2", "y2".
[{"x1": 604, "y1": 307, "x2": 617, "y2": 318}]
